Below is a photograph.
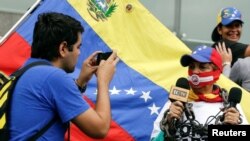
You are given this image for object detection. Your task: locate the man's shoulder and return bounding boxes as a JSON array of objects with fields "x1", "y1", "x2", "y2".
[{"x1": 19, "y1": 63, "x2": 66, "y2": 84}]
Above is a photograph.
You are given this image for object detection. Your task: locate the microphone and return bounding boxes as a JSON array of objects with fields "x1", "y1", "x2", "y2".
[
  {"x1": 169, "y1": 77, "x2": 190, "y2": 103},
  {"x1": 219, "y1": 87, "x2": 242, "y2": 124},
  {"x1": 169, "y1": 77, "x2": 192, "y2": 123},
  {"x1": 228, "y1": 87, "x2": 242, "y2": 108}
]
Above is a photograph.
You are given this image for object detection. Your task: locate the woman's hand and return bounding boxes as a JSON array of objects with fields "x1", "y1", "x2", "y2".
[
  {"x1": 167, "y1": 101, "x2": 184, "y2": 122},
  {"x1": 223, "y1": 107, "x2": 241, "y2": 125},
  {"x1": 215, "y1": 42, "x2": 232, "y2": 66}
]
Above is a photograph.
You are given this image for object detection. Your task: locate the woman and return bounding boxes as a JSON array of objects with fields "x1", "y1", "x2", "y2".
[
  {"x1": 212, "y1": 7, "x2": 250, "y2": 66},
  {"x1": 151, "y1": 45, "x2": 248, "y2": 141},
  {"x1": 212, "y1": 7, "x2": 250, "y2": 92}
]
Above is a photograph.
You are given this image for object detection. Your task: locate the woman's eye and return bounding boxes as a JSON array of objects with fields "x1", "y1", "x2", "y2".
[{"x1": 189, "y1": 65, "x2": 195, "y2": 70}]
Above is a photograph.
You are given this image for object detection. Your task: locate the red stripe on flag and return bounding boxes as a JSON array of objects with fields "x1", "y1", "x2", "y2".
[
  {"x1": 64, "y1": 96, "x2": 135, "y2": 141},
  {"x1": 0, "y1": 32, "x2": 31, "y2": 75}
]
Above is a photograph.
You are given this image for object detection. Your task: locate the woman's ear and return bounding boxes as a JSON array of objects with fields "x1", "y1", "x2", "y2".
[{"x1": 217, "y1": 26, "x2": 222, "y2": 36}]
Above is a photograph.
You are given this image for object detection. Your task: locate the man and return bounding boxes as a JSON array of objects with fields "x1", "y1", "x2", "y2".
[{"x1": 9, "y1": 12, "x2": 119, "y2": 140}]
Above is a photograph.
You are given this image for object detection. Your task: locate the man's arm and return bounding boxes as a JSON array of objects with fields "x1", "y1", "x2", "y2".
[{"x1": 72, "y1": 51, "x2": 119, "y2": 138}]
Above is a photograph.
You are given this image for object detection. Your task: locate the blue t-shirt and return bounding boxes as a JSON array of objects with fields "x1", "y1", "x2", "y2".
[{"x1": 9, "y1": 58, "x2": 90, "y2": 141}]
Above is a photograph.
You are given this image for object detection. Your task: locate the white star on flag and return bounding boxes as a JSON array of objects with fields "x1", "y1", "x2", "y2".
[
  {"x1": 109, "y1": 86, "x2": 121, "y2": 95},
  {"x1": 90, "y1": 86, "x2": 163, "y2": 117},
  {"x1": 125, "y1": 87, "x2": 137, "y2": 95},
  {"x1": 93, "y1": 89, "x2": 97, "y2": 95},
  {"x1": 148, "y1": 103, "x2": 160, "y2": 115},
  {"x1": 140, "y1": 91, "x2": 152, "y2": 102}
]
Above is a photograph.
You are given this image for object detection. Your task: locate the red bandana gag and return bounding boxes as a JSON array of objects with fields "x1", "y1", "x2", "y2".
[{"x1": 188, "y1": 69, "x2": 221, "y2": 88}]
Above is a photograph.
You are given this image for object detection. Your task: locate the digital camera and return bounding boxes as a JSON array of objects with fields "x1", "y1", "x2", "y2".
[{"x1": 96, "y1": 52, "x2": 112, "y2": 65}]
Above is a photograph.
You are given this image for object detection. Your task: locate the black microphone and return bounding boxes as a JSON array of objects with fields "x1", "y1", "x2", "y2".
[
  {"x1": 228, "y1": 87, "x2": 242, "y2": 108},
  {"x1": 220, "y1": 87, "x2": 242, "y2": 124},
  {"x1": 169, "y1": 77, "x2": 191, "y2": 123}
]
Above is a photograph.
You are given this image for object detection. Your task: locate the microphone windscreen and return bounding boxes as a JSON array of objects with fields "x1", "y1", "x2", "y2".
[
  {"x1": 228, "y1": 87, "x2": 242, "y2": 104},
  {"x1": 176, "y1": 77, "x2": 190, "y2": 90}
]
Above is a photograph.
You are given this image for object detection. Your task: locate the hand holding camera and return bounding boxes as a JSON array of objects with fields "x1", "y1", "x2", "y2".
[{"x1": 77, "y1": 51, "x2": 118, "y2": 89}]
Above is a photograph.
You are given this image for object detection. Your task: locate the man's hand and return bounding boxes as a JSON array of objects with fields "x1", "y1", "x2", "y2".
[{"x1": 77, "y1": 51, "x2": 101, "y2": 88}]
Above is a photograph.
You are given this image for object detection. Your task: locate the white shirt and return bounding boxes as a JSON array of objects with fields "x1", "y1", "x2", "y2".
[{"x1": 151, "y1": 100, "x2": 248, "y2": 139}]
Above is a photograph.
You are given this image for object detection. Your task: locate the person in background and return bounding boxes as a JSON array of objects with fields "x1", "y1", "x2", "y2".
[
  {"x1": 212, "y1": 7, "x2": 250, "y2": 66},
  {"x1": 9, "y1": 12, "x2": 119, "y2": 140},
  {"x1": 212, "y1": 7, "x2": 250, "y2": 92},
  {"x1": 151, "y1": 45, "x2": 248, "y2": 141},
  {"x1": 216, "y1": 38, "x2": 250, "y2": 93},
  {"x1": 228, "y1": 57, "x2": 250, "y2": 92}
]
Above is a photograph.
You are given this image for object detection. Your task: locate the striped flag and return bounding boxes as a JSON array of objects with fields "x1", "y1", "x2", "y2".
[{"x1": 0, "y1": 0, "x2": 249, "y2": 140}]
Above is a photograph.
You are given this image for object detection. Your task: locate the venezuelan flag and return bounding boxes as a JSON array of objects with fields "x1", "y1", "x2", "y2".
[{"x1": 0, "y1": 0, "x2": 249, "y2": 140}]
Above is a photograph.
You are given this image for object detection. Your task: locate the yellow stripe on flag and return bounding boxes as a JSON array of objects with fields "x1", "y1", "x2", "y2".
[
  {"x1": 69, "y1": 0, "x2": 189, "y2": 90},
  {"x1": 68, "y1": 0, "x2": 250, "y2": 122}
]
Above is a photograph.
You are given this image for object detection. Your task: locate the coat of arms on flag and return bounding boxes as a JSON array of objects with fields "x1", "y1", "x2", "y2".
[{"x1": 87, "y1": 0, "x2": 117, "y2": 21}]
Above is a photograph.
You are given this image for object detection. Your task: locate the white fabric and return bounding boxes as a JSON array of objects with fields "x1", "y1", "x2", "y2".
[{"x1": 150, "y1": 100, "x2": 248, "y2": 139}]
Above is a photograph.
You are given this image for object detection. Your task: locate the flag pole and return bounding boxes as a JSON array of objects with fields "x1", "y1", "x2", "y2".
[{"x1": 0, "y1": 0, "x2": 42, "y2": 46}]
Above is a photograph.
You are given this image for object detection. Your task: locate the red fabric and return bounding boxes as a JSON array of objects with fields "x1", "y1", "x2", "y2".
[
  {"x1": 188, "y1": 69, "x2": 221, "y2": 88},
  {"x1": 0, "y1": 32, "x2": 30, "y2": 75},
  {"x1": 64, "y1": 96, "x2": 135, "y2": 141},
  {"x1": 196, "y1": 87, "x2": 223, "y2": 102}
]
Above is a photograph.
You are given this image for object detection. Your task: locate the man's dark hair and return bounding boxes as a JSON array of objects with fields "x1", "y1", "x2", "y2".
[{"x1": 31, "y1": 12, "x2": 84, "y2": 60}]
